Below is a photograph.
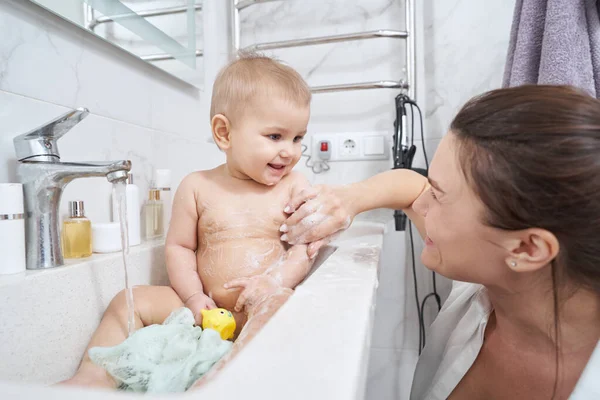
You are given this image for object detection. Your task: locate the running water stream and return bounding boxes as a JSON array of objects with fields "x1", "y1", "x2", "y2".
[{"x1": 113, "y1": 180, "x2": 136, "y2": 337}]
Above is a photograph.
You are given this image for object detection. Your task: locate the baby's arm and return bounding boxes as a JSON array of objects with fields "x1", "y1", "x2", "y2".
[{"x1": 165, "y1": 174, "x2": 216, "y2": 323}]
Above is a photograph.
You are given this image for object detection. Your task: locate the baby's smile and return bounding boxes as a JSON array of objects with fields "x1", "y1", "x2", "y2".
[{"x1": 267, "y1": 163, "x2": 287, "y2": 175}]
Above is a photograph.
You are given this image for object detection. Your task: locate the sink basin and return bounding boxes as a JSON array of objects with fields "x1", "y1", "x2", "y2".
[
  {"x1": 0, "y1": 222, "x2": 384, "y2": 400},
  {"x1": 0, "y1": 236, "x2": 336, "y2": 386},
  {"x1": 0, "y1": 239, "x2": 167, "y2": 385}
]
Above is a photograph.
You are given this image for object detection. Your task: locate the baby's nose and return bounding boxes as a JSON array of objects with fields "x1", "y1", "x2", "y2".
[{"x1": 279, "y1": 145, "x2": 293, "y2": 158}]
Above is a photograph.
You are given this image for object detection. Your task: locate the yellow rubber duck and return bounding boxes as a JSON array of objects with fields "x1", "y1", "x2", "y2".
[{"x1": 201, "y1": 308, "x2": 237, "y2": 341}]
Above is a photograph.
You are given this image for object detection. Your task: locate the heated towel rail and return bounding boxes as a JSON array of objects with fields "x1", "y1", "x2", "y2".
[{"x1": 233, "y1": 0, "x2": 416, "y2": 98}]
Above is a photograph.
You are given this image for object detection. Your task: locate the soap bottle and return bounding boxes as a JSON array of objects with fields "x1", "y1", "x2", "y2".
[
  {"x1": 62, "y1": 200, "x2": 92, "y2": 258},
  {"x1": 144, "y1": 189, "x2": 164, "y2": 239},
  {"x1": 154, "y1": 169, "x2": 172, "y2": 232},
  {"x1": 112, "y1": 173, "x2": 141, "y2": 247}
]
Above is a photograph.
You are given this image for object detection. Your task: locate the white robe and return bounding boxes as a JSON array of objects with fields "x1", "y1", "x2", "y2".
[{"x1": 410, "y1": 281, "x2": 600, "y2": 399}]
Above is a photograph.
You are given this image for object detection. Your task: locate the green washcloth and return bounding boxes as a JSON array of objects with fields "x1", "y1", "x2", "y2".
[{"x1": 89, "y1": 307, "x2": 232, "y2": 393}]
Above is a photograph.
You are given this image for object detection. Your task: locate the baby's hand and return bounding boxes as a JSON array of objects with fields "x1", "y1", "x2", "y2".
[
  {"x1": 185, "y1": 293, "x2": 217, "y2": 325},
  {"x1": 224, "y1": 274, "x2": 281, "y2": 314}
]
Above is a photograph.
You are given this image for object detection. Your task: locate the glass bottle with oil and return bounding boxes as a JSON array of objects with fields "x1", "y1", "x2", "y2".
[
  {"x1": 145, "y1": 189, "x2": 164, "y2": 239},
  {"x1": 62, "y1": 200, "x2": 92, "y2": 258}
]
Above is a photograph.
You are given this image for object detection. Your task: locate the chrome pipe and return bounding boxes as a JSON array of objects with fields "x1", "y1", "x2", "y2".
[
  {"x1": 311, "y1": 80, "x2": 409, "y2": 94},
  {"x1": 243, "y1": 29, "x2": 408, "y2": 52},
  {"x1": 233, "y1": 0, "x2": 241, "y2": 51},
  {"x1": 87, "y1": 4, "x2": 203, "y2": 30},
  {"x1": 141, "y1": 49, "x2": 203, "y2": 62},
  {"x1": 406, "y1": 0, "x2": 416, "y2": 100},
  {"x1": 83, "y1": 3, "x2": 94, "y2": 30}
]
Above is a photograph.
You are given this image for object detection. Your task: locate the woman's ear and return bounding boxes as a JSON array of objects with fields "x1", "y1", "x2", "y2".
[
  {"x1": 503, "y1": 228, "x2": 560, "y2": 272},
  {"x1": 212, "y1": 114, "x2": 232, "y2": 150}
]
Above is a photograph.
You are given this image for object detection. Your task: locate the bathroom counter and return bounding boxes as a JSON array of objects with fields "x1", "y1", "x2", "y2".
[{"x1": 0, "y1": 221, "x2": 384, "y2": 400}]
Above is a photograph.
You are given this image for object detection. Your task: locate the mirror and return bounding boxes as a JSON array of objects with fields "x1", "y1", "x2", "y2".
[{"x1": 30, "y1": 0, "x2": 204, "y2": 87}]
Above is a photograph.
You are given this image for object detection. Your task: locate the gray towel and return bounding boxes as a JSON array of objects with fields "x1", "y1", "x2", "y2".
[{"x1": 503, "y1": 0, "x2": 600, "y2": 98}]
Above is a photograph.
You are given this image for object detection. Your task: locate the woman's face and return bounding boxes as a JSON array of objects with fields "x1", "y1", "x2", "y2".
[{"x1": 412, "y1": 133, "x2": 515, "y2": 287}]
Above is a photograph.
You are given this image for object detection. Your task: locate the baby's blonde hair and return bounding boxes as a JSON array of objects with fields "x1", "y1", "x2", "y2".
[{"x1": 210, "y1": 52, "x2": 312, "y2": 125}]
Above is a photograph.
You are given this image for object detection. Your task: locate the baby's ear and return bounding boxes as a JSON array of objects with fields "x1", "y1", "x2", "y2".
[{"x1": 211, "y1": 114, "x2": 231, "y2": 150}]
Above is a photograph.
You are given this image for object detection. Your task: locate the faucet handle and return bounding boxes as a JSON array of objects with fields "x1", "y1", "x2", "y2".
[{"x1": 13, "y1": 107, "x2": 90, "y2": 161}]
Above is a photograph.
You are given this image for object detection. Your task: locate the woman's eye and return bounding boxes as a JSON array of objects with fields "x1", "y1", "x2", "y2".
[{"x1": 269, "y1": 134, "x2": 281, "y2": 141}]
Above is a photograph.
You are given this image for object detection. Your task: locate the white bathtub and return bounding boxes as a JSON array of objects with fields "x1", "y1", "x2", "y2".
[{"x1": 0, "y1": 221, "x2": 385, "y2": 399}]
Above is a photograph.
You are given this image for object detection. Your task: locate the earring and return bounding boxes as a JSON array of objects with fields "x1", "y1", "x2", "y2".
[{"x1": 509, "y1": 260, "x2": 517, "y2": 268}]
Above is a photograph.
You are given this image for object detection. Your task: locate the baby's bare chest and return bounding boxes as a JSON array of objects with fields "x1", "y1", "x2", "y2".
[{"x1": 198, "y1": 187, "x2": 290, "y2": 240}]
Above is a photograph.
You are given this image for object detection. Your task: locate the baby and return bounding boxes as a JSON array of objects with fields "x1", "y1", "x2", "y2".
[
  {"x1": 165, "y1": 53, "x2": 315, "y2": 335},
  {"x1": 60, "y1": 54, "x2": 315, "y2": 390}
]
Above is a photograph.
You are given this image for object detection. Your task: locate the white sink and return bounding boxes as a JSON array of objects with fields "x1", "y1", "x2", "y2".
[
  {"x1": 0, "y1": 239, "x2": 168, "y2": 384},
  {"x1": 0, "y1": 222, "x2": 384, "y2": 400}
]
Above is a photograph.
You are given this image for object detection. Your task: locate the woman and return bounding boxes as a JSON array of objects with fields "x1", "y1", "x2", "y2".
[{"x1": 281, "y1": 85, "x2": 600, "y2": 399}]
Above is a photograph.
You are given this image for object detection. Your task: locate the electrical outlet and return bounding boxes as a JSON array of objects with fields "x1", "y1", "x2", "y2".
[
  {"x1": 336, "y1": 135, "x2": 362, "y2": 160},
  {"x1": 312, "y1": 131, "x2": 390, "y2": 161},
  {"x1": 340, "y1": 138, "x2": 358, "y2": 156}
]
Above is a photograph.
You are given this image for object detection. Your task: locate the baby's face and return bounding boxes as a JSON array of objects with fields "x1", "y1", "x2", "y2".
[{"x1": 228, "y1": 95, "x2": 309, "y2": 186}]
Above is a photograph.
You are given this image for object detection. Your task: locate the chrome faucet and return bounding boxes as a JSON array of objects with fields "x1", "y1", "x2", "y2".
[{"x1": 13, "y1": 107, "x2": 131, "y2": 270}]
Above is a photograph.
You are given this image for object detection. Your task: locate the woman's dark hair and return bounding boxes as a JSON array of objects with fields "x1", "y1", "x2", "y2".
[{"x1": 450, "y1": 84, "x2": 600, "y2": 398}]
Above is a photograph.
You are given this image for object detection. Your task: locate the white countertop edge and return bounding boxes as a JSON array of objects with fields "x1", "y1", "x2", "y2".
[{"x1": 0, "y1": 238, "x2": 165, "y2": 288}]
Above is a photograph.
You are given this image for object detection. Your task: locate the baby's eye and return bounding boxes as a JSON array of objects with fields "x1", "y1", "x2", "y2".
[
  {"x1": 293, "y1": 136, "x2": 305, "y2": 143},
  {"x1": 269, "y1": 134, "x2": 281, "y2": 141}
]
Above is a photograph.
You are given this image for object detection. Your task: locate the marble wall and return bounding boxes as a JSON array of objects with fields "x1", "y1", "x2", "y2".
[
  {"x1": 0, "y1": 0, "x2": 222, "y2": 224},
  {"x1": 238, "y1": 0, "x2": 410, "y2": 187}
]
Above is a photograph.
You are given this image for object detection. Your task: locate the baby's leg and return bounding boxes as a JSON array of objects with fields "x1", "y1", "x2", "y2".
[
  {"x1": 60, "y1": 285, "x2": 183, "y2": 388},
  {"x1": 192, "y1": 288, "x2": 293, "y2": 388},
  {"x1": 235, "y1": 288, "x2": 293, "y2": 345}
]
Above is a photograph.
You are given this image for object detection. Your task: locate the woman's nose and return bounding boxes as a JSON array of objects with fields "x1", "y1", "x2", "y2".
[{"x1": 412, "y1": 190, "x2": 428, "y2": 217}]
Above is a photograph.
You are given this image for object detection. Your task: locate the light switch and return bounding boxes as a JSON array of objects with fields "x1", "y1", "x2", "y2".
[
  {"x1": 318, "y1": 140, "x2": 331, "y2": 160},
  {"x1": 363, "y1": 136, "x2": 385, "y2": 155}
]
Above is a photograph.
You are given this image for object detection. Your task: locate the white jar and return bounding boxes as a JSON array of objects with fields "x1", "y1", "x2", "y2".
[
  {"x1": 92, "y1": 223, "x2": 123, "y2": 253},
  {"x1": 0, "y1": 183, "x2": 26, "y2": 274},
  {"x1": 112, "y1": 173, "x2": 141, "y2": 247}
]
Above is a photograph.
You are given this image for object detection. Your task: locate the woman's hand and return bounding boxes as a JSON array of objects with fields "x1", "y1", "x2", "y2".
[{"x1": 280, "y1": 185, "x2": 356, "y2": 258}]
